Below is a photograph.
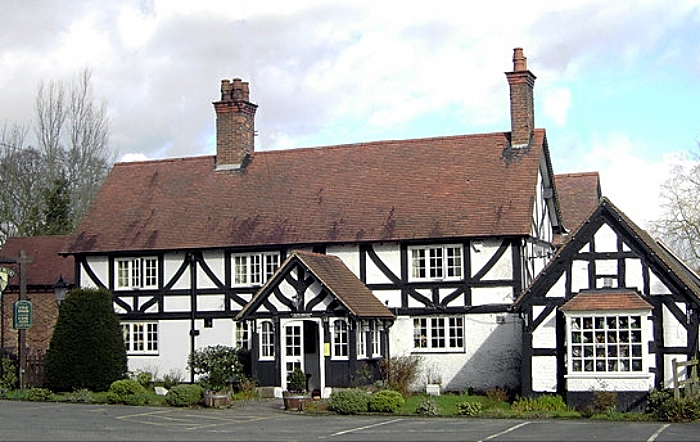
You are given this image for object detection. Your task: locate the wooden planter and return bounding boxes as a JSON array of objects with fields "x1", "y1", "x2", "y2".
[
  {"x1": 202, "y1": 391, "x2": 231, "y2": 408},
  {"x1": 283, "y1": 391, "x2": 310, "y2": 411}
]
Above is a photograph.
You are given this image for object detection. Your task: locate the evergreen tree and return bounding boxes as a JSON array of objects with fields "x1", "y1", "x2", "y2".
[
  {"x1": 36, "y1": 175, "x2": 72, "y2": 235},
  {"x1": 44, "y1": 288, "x2": 127, "y2": 392}
]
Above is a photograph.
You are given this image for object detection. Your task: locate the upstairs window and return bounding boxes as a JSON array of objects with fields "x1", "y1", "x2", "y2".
[
  {"x1": 232, "y1": 252, "x2": 280, "y2": 285},
  {"x1": 122, "y1": 322, "x2": 158, "y2": 355},
  {"x1": 410, "y1": 245, "x2": 462, "y2": 281},
  {"x1": 569, "y1": 314, "x2": 645, "y2": 373},
  {"x1": 413, "y1": 316, "x2": 464, "y2": 352},
  {"x1": 116, "y1": 257, "x2": 158, "y2": 289}
]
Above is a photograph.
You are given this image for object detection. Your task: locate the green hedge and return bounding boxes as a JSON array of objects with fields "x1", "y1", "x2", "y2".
[
  {"x1": 330, "y1": 388, "x2": 370, "y2": 415},
  {"x1": 368, "y1": 390, "x2": 404, "y2": 413},
  {"x1": 166, "y1": 384, "x2": 204, "y2": 407}
]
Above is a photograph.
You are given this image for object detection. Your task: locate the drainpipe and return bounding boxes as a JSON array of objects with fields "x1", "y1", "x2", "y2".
[{"x1": 188, "y1": 252, "x2": 199, "y2": 383}]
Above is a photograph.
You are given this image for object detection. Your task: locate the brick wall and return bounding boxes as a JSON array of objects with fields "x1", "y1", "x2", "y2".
[{"x1": 1, "y1": 290, "x2": 59, "y2": 355}]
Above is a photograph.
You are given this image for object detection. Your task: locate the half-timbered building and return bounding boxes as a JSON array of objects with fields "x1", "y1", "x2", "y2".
[
  {"x1": 61, "y1": 48, "x2": 565, "y2": 397},
  {"x1": 514, "y1": 197, "x2": 700, "y2": 411}
]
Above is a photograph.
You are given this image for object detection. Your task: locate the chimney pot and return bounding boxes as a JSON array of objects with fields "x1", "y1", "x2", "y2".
[{"x1": 513, "y1": 47, "x2": 527, "y2": 72}]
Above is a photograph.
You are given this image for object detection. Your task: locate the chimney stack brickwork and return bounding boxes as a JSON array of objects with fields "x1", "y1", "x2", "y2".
[
  {"x1": 506, "y1": 48, "x2": 536, "y2": 147},
  {"x1": 214, "y1": 78, "x2": 258, "y2": 170}
]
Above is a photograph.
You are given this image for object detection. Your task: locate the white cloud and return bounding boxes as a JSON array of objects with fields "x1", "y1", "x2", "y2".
[
  {"x1": 120, "y1": 153, "x2": 149, "y2": 162},
  {"x1": 542, "y1": 88, "x2": 572, "y2": 126}
]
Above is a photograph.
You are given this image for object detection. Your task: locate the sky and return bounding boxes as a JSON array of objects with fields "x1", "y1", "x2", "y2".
[{"x1": 1, "y1": 0, "x2": 699, "y2": 230}]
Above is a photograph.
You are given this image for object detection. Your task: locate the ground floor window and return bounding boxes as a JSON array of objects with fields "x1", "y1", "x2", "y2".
[
  {"x1": 259, "y1": 320, "x2": 275, "y2": 360},
  {"x1": 569, "y1": 314, "x2": 644, "y2": 373},
  {"x1": 122, "y1": 322, "x2": 158, "y2": 355},
  {"x1": 332, "y1": 319, "x2": 349, "y2": 359},
  {"x1": 235, "y1": 321, "x2": 250, "y2": 349},
  {"x1": 413, "y1": 316, "x2": 464, "y2": 352}
]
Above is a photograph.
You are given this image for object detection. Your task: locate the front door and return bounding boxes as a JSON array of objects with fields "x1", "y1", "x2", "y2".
[{"x1": 281, "y1": 319, "x2": 323, "y2": 393}]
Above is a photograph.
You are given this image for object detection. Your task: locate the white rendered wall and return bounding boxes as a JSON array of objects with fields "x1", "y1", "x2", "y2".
[{"x1": 390, "y1": 313, "x2": 522, "y2": 392}]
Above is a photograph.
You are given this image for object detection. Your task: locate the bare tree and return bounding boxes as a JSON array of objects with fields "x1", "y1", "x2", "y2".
[
  {"x1": 0, "y1": 69, "x2": 114, "y2": 244},
  {"x1": 651, "y1": 150, "x2": 700, "y2": 272}
]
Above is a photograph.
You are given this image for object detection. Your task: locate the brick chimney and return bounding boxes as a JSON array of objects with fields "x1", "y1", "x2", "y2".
[
  {"x1": 505, "y1": 48, "x2": 536, "y2": 148},
  {"x1": 213, "y1": 78, "x2": 258, "y2": 170}
]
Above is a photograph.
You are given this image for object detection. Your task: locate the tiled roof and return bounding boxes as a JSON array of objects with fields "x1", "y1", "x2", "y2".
[
  {"x1": 0, "y1": 235, "x2": 74, "y2": 288},
  {"x1": 294, "y1": 251, "x2": 395, "y2": 319},
  {"x1": 554, "y1": 171, "x2": 601, "y2": 233},
  {"x1": 559, "y1": 290, "x2": 652, "y2": 312},
  {"x1": 64, "y1": 130, "x2": 550, "y2": 253}
]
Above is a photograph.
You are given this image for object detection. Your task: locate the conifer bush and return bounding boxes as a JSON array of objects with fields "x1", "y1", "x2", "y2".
[{"x1": 45, "y1": 288, "x2": 127, "y2": 392}]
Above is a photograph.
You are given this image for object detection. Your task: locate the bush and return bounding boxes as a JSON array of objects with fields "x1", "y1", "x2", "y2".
[
  {"x1": 287, "y1": 367, "x2": 307, "y2": 393},
  {"x1": 66, "y1": 388, "x2": 93, "y2": 403},
  {"x1": 369, "y1": 389, "x2": 404, "y2": 413},
  {"x1": 107, "y1": 379, "x2": 148, "y2": 404},
  {"x1": 188, "y1": 345, "x2": 245, "y2": 392},
  {"x1": 511, "y1": 394, "x2": 568, "y2": 412},
  {"x1": 646, "y1": 389, "x2": 700, "y2": 422},
  {"x1": 133, "y1": 369, "x2": 155, "y2": 389},
  {"x1": 161, "y1": 370, "x2": 184, "y2": 390},
  {"x1": 27, "y1": 388, "x2": 54, "y2": 402},
  {"x1": 165, "y1": 384, "x2": 204, "y2": 407},
  {"x1": 593, "y1": 391, "x2": 617, "y2": 414},
  {"x1": 415, "y1": 398, "x2": 442, "y2": 416},
  {"x1": 45, "y1": 288, "x2": 127, "y2": 392},
  {"x1": 379, "y1": 355, "x2": 422, "y2": 396},
  {"x1": 457, "y1": 401, "x2": 484, "y2": 416},
  {"x1": 330, "y1": 388, "x2": 370, "y2": 415},
  {"x1": 235, "y1": 376, "x2": 259, "y2": 400},
  {"x1": 0, "y1": 354, "x2": 18, "y2": 392}
]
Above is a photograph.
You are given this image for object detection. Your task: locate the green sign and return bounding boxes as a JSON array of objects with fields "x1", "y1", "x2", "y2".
[{"x1": 13, "y1": 300, "x2": 32, "y2": 329}]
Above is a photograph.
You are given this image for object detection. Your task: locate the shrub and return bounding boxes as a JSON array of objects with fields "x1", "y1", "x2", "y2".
[
  {"x1": 123, "y1": 392, "x2": 150, "y2": 406},
  {"x1": 369, "y1": 389, "x2": 404, "y2": 413},
  {"x1": 379, "y1": 355, "x2": 422, "y2": 396},
  {"x1": 511, "y1": 394, "x2": 568, "y2": 412},
  {"x1": 107, "y1": 379, "x2": 147, "y2": 404},
  {"x1": 287, "y1": 367, "x2": 307, "y2": 393},
  {"x1": 27, "y1": 388, "x2": 54, "y2": 402},
  {"x1": 188, "y1": 345, "x2": 244, "y2": 392},
  {"x1": 0, "y1": 354, "x2": 18, "y2": 392},
  {"x1": 165, "y1": 384, "x2": 204, "y2": 407},
  {"x1": 132, "y1": 369, "x2": 155, "y2": 389},
  {"x1": 457, "y1": 401, "x2": 484, "y2": 416},
  {"x1": 45, "y1": 288, "x2": 127, "y2": 392},
  {"x1": 647, "y1": 389, "x2": 700, "y2": 422},
  {"x1": 161, "y1": 370, "x2": 184, "y2": 389},
  {"x1": 485, "y1": 387, "x2": 509, "y2": 403},
  {"x1": 593, "y1": 390, "x2": 617, "y2": 414},
  {"x1": 330, "y1": 388, "x2": 370, "y2": 415},
  {"x1": 66, "y1": 388, "x2": 93, "y2": 403},
  {"x1": 235, "y1": 376, "x2": 259, "y2": 400},
  {"x1": 415, "y1": 398, "x2": 442, "y2": 416}
]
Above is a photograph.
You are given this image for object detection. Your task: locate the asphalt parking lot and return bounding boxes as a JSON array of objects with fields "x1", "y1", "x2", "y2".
[{"x1": 2, "y1": 399, "x2": 700, "y2": 441}]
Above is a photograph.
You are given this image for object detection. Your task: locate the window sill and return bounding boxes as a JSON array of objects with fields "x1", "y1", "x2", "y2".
[
  {"x1": 412, "y1": 349, "x2": 465, "y2": 354},
  {"x1": 565, "y1": 372, "x2": 653, "y2": 380}
]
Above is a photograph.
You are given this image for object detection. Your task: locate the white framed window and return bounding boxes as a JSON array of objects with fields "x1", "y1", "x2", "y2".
[
  {"x1": 116, "y1": 257, "x2": 158, "y2": 290},
  {"x1": 235, "y1": 321, "x2": 250, "y2": 349},
  {"x1": 410, "y1": 245, "x2": 463, "y2": 281},
  {"x1": 232, "y1": 252, "x2": 280, "y2": 285},
  {"x1": 122, "y1": 322, "x2": 158, "y2": 355},
  {"x1": 568, "y1": 314, "x2": 646, "y2": 373},
  {"x1": 413, "y1": 316, "x2": 464, "y2": 352},
  {"x1": 332, "y1": 319, "x2": 349, "y2": 359},
  {"x1": 357, "y1": 322, "x2": 368, "y2": 359},
  {"x1": 259, "y1": 320, "x2": 275, "y2": 360},
  {"x1": 371, "y1": 322, "x2": 382, "y2": 357}
]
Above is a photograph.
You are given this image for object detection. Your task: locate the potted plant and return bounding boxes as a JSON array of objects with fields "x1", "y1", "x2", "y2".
[
  {"x1": 283, "y1": 367, "x2": 310, "y2": 410},
  {"x1": 188, "y1": 345, "x2": 244, "y2": 407}
]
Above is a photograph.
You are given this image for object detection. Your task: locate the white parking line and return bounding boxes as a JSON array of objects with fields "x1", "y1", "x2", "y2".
[
  {"x1": 477, "y1": 421, "x2": 531, "y2": 442},
  {"x1": 647, "y1": 423, "x2": 670, "y2": 442},
  {"x1": 325, "y1": 418, "x2": 403, "y2": 438}
]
